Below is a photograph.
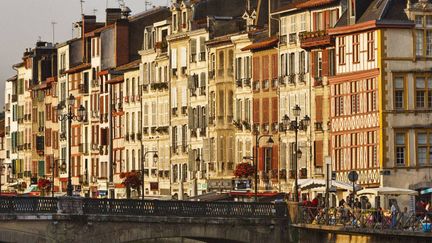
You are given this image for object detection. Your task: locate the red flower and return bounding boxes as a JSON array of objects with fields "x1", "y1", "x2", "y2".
[
  {"x1": 234, "y1": 163, "x2": 255, "y2": 178},
  {"x1": 37, "y1": 178, "x2": 51, "y2": 191},
  {"x1": 122, "y1": 171, "x2": 142, "y2": 189}
]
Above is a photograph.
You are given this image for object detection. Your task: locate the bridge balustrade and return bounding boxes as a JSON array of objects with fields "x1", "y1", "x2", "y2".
[{"x1": 0, "y1": 196, "x2": 288, "y2": 218}]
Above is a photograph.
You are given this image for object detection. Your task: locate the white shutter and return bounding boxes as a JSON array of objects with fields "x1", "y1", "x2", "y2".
[
  {"x1": 171, "y1": 48, "x2": 177, "y2": 68},
  {"x1": 171, "y1": 87, "x2": 177, "y2": 108},
  {"x1": 180, "y1": 47, "x2": 187, "y2": 67},
  {"x1": 181, "y1": 86, "x2": 187, "y2": 107}
]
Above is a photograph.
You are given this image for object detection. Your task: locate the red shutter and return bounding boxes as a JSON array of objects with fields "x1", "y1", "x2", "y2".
[
  {"x1": 272, "y1": 97, "x2": 278, "y2": 123},
  {"x1": 262, "y1": 56, "x2": 269, "y2": 80},
  {"x1": 258, "y1": 147, "x2": 264, "y2": 171},
  {"x1": 315, "y1": 140, "x2": 323, "y2": 167},
  {"x1": 311, "y1": 51, "x2": 316, "y2": 78},
  {"x1": 322, "y1": 49, "x2": 329, "y2": 77},
  {"x1": 263, "y1": 98, "x2": 269, "y2": 123},
  {"x1": 253, "y1": 99, "x2": 260, "y2": 123},
  {"x1": 271, "y1": 54, "x2": 278, "y2": 79},
  {"x1": 272, "y1": 145, "x2": 278, "y2": 170},
  {"x1": 313, "y1": 12, "x2": 317, "y2": 31},
  {"x1": 325, "y1": 10, "x2": 330, "y2": 29},
  {"x1": 253, "y1": 57, "x2": 260, "y2": 81}
]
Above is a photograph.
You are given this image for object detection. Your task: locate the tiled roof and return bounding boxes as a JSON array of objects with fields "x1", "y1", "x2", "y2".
[
  {"x1": 272, "y1": 0, "x2": 337, "y2": 13},
  {"x1": 65, "y1": 63, "x2": 91, "y2": 74},
  {"x1": 335, "y1": 0, "x2": 411, "y2": 28},
  {"x1": 114, "y1": 59, "x2": 141, "y2": 72},
  {"x1": 106, "y1": 76, "x2": 124, "y2": 84},
  {"x1": 241, "y1": 37, "x2": 278, "y2": 51}
]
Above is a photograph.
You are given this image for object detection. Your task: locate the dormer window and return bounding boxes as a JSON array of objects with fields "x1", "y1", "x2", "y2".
[
  {"x1": 415, "y1": 15, "x2": 432, "y2": 57},
  {"x1": 173, "y1": 14, "x2": 178, "y2": 31},
  {"x1": 182, "y1": 12, "x2": 187, "y2": 29}
]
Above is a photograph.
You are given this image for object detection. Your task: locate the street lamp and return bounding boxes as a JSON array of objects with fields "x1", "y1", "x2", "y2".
[
  {"x1": 0, "y1": 164, "x2": 12, "y2": 196},
  {"x1": 57, "y1": 94, "x2": 86, "y2": 196},
  {"x1": 282, "y1": 104, "x2": 310, "y2": 202},
  {"x1": 253, "y1": 131, "x2": 274, "y2": 202},
  {"x1": 141, "y1": 150, "x2": 158, "y2": 201}
]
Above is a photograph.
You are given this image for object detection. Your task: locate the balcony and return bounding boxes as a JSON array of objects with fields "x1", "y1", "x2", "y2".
[
  {"x1": 299, "y1": 30, "x2": 334, "y2": 50},
  {"x1": 130, "y1": 133, "x2": 135, "y2": 141},
  {"x1": 38, "y1": 127, "x2": 44, "y2": 132},
  {"x1": 243, "y1": 78, "x2": 251, "y2": 87},
  {"x1": 236, "y1": 79, "x2": 243, "y2": 87},
  {"x1": 136, "y1": 133, "x2": 142, "y2": 140},
  {"x1": 79, "y1": 83, "x2": 89, "y2": 94}
]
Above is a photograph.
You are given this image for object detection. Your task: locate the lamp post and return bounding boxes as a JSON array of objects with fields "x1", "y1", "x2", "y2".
[
  {"x1": 141, "y1": 150, "x2": 158, "y2": 201},
  {"x1": 282, "y1": 105, "x2": 310, "y2": 202},
  {"x1": 0, "y1": 164, "x2": 11, "y2": 196},
  {"x1": 253, "y1": 131, "x2": 274, "y2": 202},
  {"x1": 57, "y1": 94, "x2": 86, "y2": 196}
]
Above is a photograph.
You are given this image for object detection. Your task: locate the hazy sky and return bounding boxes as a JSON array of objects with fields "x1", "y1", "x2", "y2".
[{"x1": 0, "y1": 0, "x2": 167, "y2": 107}]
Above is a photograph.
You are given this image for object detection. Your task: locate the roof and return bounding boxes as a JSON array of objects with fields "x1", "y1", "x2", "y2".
[
  {"x1": 114, "y1": 59, "x2": 141, "y2": 72},
  {"x1": 241, "y1": 36, "x2": 278, "y2": 51},
  {"x1": 106, "y1": 76, "x2": 124, "y2": 84},
  {"x1": 6, "y1": 75, "x2": 17, "y2": 82},
  {"x1": 272, "y1": 0, "x2": 337, "y2": 14},
  {"x1": 65, "y1": 63, "x2": 91, "y2": 74},
  {"x1": 334, "y1": 0, "x2": 411, "y2": 28}
]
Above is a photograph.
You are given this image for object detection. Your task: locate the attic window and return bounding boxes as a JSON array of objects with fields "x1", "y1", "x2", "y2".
[{"x1": 350, "y1": 0, "x2": 355, "y2": 17}]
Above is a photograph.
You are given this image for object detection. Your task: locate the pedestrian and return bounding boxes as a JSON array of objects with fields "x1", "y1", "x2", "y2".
[
  {"x1": 391, "y1": 202, "x2": 398, "y2": 229},
  {"x1": 339, "y1": 198, "x2": 345, "y2": 207},
  {"x1": 354, "y1": 198, "x2": 361, "y2": 209}
]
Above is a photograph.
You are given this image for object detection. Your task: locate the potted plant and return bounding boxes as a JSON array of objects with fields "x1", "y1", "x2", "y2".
[
  {"x1": 37, "y1": 178, "x2": 51, "y2": 197},
  {"x1": 234, "y1": 162, "x2": 255, "y2": 178}
]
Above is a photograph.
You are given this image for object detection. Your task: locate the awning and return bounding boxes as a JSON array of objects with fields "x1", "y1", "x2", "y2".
[
  {"x1": 357, "y1": 187, "x2": 418, "y2": 196},
  {"x1": 298, "y1": 178, "x2": 361, "y2": 191},
  {"x1": 420, "y1": 188, "x2": 432, "y2": 195},
  {"x1": 188, "y1": 192, "x2": 231, "y2": 201}
]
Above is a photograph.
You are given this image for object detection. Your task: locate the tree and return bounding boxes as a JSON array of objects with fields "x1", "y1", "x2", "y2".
[{"x1": 120, "y1": 172, "x2": 142, "y2": 199}]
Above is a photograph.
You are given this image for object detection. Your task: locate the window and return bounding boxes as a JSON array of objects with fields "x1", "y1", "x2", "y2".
[
  {"x1": 299, "y1": 51, "x2": 306, "y2": 74},
  {"x1": 415, "y1": 15, "x2": 432, "y2": 57},
  {"x1": 338, "y1": 37, "x2": 346, "y2": 65},
  {"x1": 290, "y1": 16, "x2": 296, "y2": 33},
  {"x1": 367, "y1": 32, "x2": 375, "y2": 61},
  {"x1": 300, "y1": 14, "x2": 306, "y2": 31},
  {"x1": 350, "y1": 82, "x2": 360, "y2": 114},
  {"x1": 394, "y1": 76, "x2": 405, "y2": 110},
  {"x1": 353, "y1": 34, "x2": 360, "y2": 63},
  {"x1": 395, "y1": 133, "x2": 406, "y2": 166},
  {"x1": 417, "y1": 132, "x2": 428, "y2": 166},
  {"x1": 334, "y1": 84, "x2": 344, "y2": 116},
  {"x1": 289, "y1": 53, "x2": 295, "y2": 75},
  {"x1": 416, "y1": 77, "x2": 426, "y2": 108}
]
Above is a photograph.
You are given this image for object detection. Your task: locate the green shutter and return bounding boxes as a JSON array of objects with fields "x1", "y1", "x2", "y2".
[{"x1": 38, "y1": 161, "x2": 45, "y2": 177}]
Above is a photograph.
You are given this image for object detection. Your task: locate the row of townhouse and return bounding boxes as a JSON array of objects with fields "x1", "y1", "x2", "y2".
[{"x1": 1, "y1": 0, "x2": 431, "y2": 203}]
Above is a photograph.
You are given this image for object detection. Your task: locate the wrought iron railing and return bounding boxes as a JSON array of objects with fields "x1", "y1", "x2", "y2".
[
  {"x1": 0, "y1": 197, "x2": 58, "y2": 214},
  {"x1": 0, "y1": 196, "x2": 288, "y2": 218},
  {"x1": 298, "y1": 206, "x2": 432, "y2": 233}
]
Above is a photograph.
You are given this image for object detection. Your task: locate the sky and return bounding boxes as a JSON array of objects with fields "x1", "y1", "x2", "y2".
[{"x1": 0, "y1": 0, "x2": 167, "y2": 107}]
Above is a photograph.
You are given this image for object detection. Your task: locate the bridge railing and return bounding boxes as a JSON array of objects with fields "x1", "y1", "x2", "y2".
[
  {"x1": 297, "y1": 206, "x2": 432, "y2": 233},
  {"x1": 82, "y1": 198, "x2": 288, "y2": 218},
  {"x1": 0, "y1": 196, "x2": 288, "y2": 218},
  {"x1": 0, "y1": 196, "x2": 58, "y2": 214}
]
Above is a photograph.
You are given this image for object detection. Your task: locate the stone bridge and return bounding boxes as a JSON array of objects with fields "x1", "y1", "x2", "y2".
[{"x1": 0, "y1": 197, "x2": 290, "y2": 243}]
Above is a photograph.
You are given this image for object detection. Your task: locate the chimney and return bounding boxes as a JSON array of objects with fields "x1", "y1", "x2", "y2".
[{"x1": 106, "y1": 8, "x2": 122, "y2": 25}]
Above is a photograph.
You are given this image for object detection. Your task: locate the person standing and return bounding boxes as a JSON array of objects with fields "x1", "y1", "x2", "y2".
[{"x1": 391, "y1": 202, "x2": 398, "y2": 229}]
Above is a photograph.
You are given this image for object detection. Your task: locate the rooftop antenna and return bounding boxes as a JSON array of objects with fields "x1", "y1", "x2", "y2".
[
  {"x1": 80, "y1": 0, "x2": 85, "y2": 15},
  {"x1": 51, "y1": 21, "x2": 57, "y2": 44}
]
